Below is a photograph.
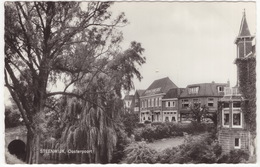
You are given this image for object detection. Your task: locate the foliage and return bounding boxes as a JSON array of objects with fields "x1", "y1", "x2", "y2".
[
  {"x1": 189, "y1": 103, "x2": 208, "y2": 123},
  {"x1": 111, "y1": 129, "x2": 130, "y2": 163},
  {"x1": 123, "y1": 141, "x2": 158, "y2": 163},
  {"x1": 158, "y1": 133, "x2": 222, "y2": 163},
  {"x1": 134, "y1": 122, "x2": 214, "y2": 142},
  {"x1": 5, "y1": 1, "x2": 145, "y2": 164},
  {"x1": 236, "y1": 58, "x2": 256, "y2": 132},
  {"x1": 5, "y1": 107, "x2": 23, "y2": 128},
  {"x1": 121, "y1": 112, "x2": 139, "y2": 136},
  {"x1": 217, "y1": 149, "x2": 249, "y2": 163}
]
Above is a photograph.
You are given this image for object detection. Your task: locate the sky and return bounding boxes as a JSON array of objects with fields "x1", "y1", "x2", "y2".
[
  {"x1": 3, "y1": 1, "x2": 257, "y2": 104},
  {"x1": 110, "y1": 1, "x2": 256, "y2": 93}
]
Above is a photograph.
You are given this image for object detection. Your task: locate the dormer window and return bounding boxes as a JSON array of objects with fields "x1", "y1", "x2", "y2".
[
  {"x1": 188, "y1": 87, "x2": 199, "y2": 95},
  {"x1": 218, "y1": 86, "x2": 224, "y2": 92}
]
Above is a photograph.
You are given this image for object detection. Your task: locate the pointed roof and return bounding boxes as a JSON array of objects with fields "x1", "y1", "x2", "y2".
[
  {"x1": 142, "y1": 77, "x2": 178, "y2": 97},
  {"x1": 135, "y1": 89, "x2": 145, "y2": 96},
  {"x1": 235, "y1": 10, "x2": 254, "y2": 44},
  {"x1": 238, "y1": 10, "x2": 251, "y2": 37}
]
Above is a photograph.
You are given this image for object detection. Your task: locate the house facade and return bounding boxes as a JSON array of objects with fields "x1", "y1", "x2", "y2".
[
  {"x1": 218, "y1": 11, "x2": 256, "y2": 155},
  {"x1": 140, "y1": 77, "x2": 178, "y2": 123},
  {"x1": 179, "y1": 82, "x2": 229, "y2": 123},
  {"x1": 161, "y1": 88, "x2": 184, "y2": 123}
]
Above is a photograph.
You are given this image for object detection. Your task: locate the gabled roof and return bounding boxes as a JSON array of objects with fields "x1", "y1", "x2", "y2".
[
  {"x1": 163, "y1": 88, "x2": 185, "y2": 99},
  {"x1": 142, "y1": 77, "x2": 178, "y2": 97},
  {"x1": 180, "y1": 82, "x2": 228, "y2": 98},
  {"x1": 136, "y1": 89, "x2": 145, "y2": 96}
]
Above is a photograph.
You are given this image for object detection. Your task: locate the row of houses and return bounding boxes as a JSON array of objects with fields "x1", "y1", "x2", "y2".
[
  {"x1": 123, "y1": 11, "x2": 256, "y2": 155},
  {"x1": 124, "y1": 77, "x2": 229, "y2": 124}
]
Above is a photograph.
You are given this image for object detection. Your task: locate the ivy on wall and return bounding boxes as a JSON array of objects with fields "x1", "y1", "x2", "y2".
[{"x1": 236, "y1": 57, "x2": 256, "y2": 133}]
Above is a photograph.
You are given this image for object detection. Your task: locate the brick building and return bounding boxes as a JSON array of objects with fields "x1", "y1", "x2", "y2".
[
  {"x1": 179, "y1": 82, "x2": 229, "y2": 123},
  {"x1": 161, "y1": 88, "x2": 184, "y2": 123},
  {"x1": 140, "y1": 77, "x2": 178, "y2": 123}
]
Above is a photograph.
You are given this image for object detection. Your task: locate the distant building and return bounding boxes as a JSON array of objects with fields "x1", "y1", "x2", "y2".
[
  {"x1": 218, "y1": 11, "x2": 256, "y2": 155},
  {"x1": 140, "y1": 77, "x2": 178, "y2": 123},
  {"x1": 179, "y1": 82, "x2": 229, "y2": 122},
  {"x1": 133, "y1": 90, "x2": 145, "y2": 121},
  {"x1": 161, "y1": 88, "x2": 184, "y2": 123}
]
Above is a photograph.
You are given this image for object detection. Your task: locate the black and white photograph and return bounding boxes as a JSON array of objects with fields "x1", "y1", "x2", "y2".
[{"x1": 3, "y1": 0, "x2": 258, "y2": 165}]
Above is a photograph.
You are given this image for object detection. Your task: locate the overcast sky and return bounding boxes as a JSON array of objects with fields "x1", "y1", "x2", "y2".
[
  {"x1": 3, "y1": 1, "x2": 257, "y2": 104},
  {"x1": 110, "y1": 1, "x2": 256, "y2": 92}
]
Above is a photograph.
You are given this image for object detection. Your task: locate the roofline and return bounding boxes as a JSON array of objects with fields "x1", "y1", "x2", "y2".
[
  {"x1": 185, "y1": 83, "x2": 228, "y2": 87},
  {"x1": 234, "y1": 36, "x2": 255, "y2": 44},
  {"x1": 179, "y1": 95, "x2": 224, "y2": 99},
  {"x1": 162, "y1": 98, "x2": 178, "y2": 101},
  {"x1": 140, "y1": 93, "x2": 166, "y2": 99}
]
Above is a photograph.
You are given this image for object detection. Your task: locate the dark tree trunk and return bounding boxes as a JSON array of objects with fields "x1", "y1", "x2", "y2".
[{"x1": 26, "y1": 129, "x2": 40, "y2": 164}]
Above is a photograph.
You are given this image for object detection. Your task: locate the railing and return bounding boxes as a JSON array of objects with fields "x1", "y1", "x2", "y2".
[{"x1": 224, "y1": 87, "x2": 240, "y2": 96}]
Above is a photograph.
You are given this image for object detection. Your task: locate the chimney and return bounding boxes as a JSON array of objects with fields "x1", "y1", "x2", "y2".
[
  {"x1": 227, "y1": 80, "x2": 230, "y2": 87},
  {"x1": 212, "y1": 81, "x2": 215, "y2": 84}
]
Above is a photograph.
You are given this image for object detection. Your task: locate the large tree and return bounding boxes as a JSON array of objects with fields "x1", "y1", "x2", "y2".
[{"x1": 5, "y1": 2, "x2": 145, "y2": 164}]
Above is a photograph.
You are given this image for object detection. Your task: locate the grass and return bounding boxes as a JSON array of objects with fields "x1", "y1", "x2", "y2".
[{"x1": 147, "y1": 137, "x2": 185, "y2": 152}]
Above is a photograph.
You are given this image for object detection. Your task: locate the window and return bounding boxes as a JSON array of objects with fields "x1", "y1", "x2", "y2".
[
  {"x1": 182, "y1": 99, "x2": 189, "y2": 108},
  {"x1": 157, "y1": 98, "x2": 159, "y2": 106},
  {"x1": 233, "y1": 109, "x2": 242, "y2": 128},
  {"x1": 159, "y1": 97, "x2": 162, "y2": 106},
  {"x1": 165, "y1": 117, "x2": 169, "y2": 122},
  {"x1": 151, "y1": 99, "x2": 154, "y2": 107},
  {"x1": 233, "y1": 102, "x2": 241, "y2": 108},
  {"x1": 143, "y1": 117, "x2": 145, "y2": 121},
  {"x1": 188, "y1": 87, "x2": 199, "y2": 94},
  {"x1": 234, "y1": 138, "x2": 241, "y2": 149},
  {"x1": 208, "y1": 98, "x2": 214, "y2": 107},
  {"x1": 172, "y1": 117, "x2": 176, "y2": 122},
  {"x1": 223, "y1": 110, "x2": 230, "y2": 127},
  {"x1": 173, "y1": 112, "x2": 177, "y2": 114},
  {"x1": 193, "y1": 99, "x2": 200, "y2": 104},
  {"x1": 148, "y1": 99, "x2": 150, "y2": 107},
  {"x1": 223, "y1": 102, "x2": 229, "y2": 108},
  {"x1": 218, "y1": 86, "x2": 224, "y2": 92},
  {"x1": 172, "y1": 101, "x2": 175, "y2": 107},
  {"x1": 155, "y1": 98, "x2": 157, "y2": 107}
]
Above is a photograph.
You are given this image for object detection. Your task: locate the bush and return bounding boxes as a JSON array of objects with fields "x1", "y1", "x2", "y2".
[
  {"x1": 158, "y1": 133, "x2": 223, "y2": 163},
  {"x1": 144, "y1": 120, "x2": 151, "y2": 124},
  {"x1": 217, "y1": 149, "x2": 250, "y2": 163},
  {"x1": 111, "y1": 129, "x2": 130, "y2": 163},
  {"x1": 134, "y1": 122, "x2": 214, "y2": 142},
  {"x1": 123, "y1": 141, "x2": 158, "y2": 163}
]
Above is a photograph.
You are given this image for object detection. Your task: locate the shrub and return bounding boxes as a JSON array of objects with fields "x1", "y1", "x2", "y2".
[
  {"x1": 158, "y1": 133, "x2": 223, "y2": 164},
  {"x1": 123, "y1": 141, "x2": 158, "y2": 163},
  {"x1": 134, "y1": 122, "x2": 214, "y2": 142},
  {"x1": 217, "y1": 149, "x2": 250, "y2": 163},
  {"x1": 144, "y1": 120, "x2": 151, "y2": 124}
]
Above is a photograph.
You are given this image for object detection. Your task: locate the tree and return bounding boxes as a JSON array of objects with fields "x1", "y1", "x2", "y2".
[
  {"x1": 121, "y1": 112, "x2": 139, "y2": 137},
  {"x1": 189, "y1": 103, "x2": 208, "y2": 123},
  {"x1": 5, "y1": 2, "x2": 145, "y2": 164}
]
